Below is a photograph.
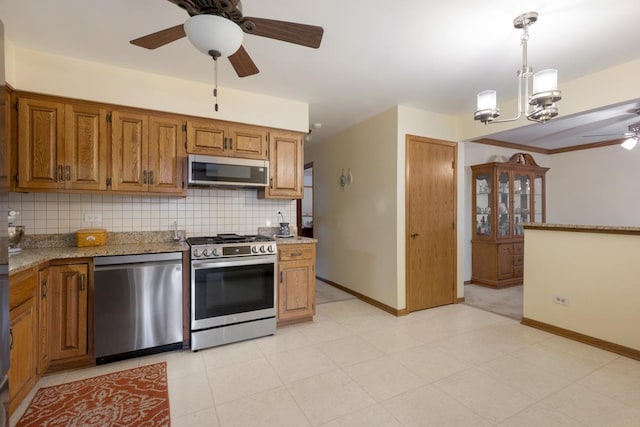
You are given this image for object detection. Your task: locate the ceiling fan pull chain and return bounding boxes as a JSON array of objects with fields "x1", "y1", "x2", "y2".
[{"x1": 213, "y1": 55, "x2": 219, "y2": 112}]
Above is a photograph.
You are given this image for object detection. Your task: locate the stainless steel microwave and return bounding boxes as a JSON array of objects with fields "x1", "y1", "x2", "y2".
[{"x1": 188, "y1": 154, "x2": 269, "y2": 187}]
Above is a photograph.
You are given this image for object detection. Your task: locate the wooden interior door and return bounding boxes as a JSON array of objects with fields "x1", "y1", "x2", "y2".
[{"x1": 406, "y1": 135, "x2": 456, "y2": 312}]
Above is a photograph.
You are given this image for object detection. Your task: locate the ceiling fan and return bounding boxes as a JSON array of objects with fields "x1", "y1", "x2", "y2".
[
  {"x1": 130, "y1": 0, "x2": 324, "y2": 77},
  {"x1": 583, "y1": 110, "x2": 640, "y2": 150}
]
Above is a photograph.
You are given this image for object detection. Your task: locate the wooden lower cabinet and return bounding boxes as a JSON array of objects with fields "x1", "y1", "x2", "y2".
[
  {"x1": 471, "y1": 241, "x2": 524, "y2": 288},
  {"x1": 277, "y1": 243, "x2": 316, "y2": 325},
  {"x1": 37, "y1": 268, "x2": 51, "y2": 375},
  {"x1": 8, "y1": 268, "x2": 38, "y2": 416}
]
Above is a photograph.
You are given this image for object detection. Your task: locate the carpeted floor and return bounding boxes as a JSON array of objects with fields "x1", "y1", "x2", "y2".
[
  {"x1": 316, "y1": 279, "x2": 356, "y2": 304},
  {"x1": 463, "y1": 284, "x2": 523, "y2": 320}
]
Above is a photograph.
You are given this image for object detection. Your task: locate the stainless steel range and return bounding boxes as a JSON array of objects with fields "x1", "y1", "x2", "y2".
[{"x1": 188, "y1": 234, "x2": 277, "y2": 351}]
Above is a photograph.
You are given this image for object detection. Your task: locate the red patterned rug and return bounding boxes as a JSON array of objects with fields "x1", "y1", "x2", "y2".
[{"x1": 16, "y1": 362, "x2": 170, "y2": 427}]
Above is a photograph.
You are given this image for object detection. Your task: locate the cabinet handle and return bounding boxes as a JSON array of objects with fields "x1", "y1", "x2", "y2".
[
  {"x1": 279, "y1": 272, "x2": 283, "y2": 283},
  {"x1": 142, "y1": 170, "x2": 148, "y2": 184},
  {"x1": 65, "y1": 165, "x2": 71, "y2": 181},
  {"x1": 290, "y1": 252, "x2": 302, "y2": 257},
  {"x1": 270, "y1": 178, "x2": 273, "y2": 189},
  {"x1": 9, "y1": 328, "x2": 13, "y2": 350},
  {"x1": 149, "y1": 170, "x2": 154, "y2": 185},
  {"x1": 223, "y1": 137, "x2": 227, "y2": 150},
  {"x1": 229, "y1": 138, "x2": 233, "y2": 149},
  {"x1": 80, "y1": 274, "x2": 86, "y2": 291},
  {"x1": 410, "y1": 233, "x2": 419, "y2": 238},
  {"x1": 57, "y1": 165, "x2": 63, "y2": 182},
  {"x1": 41, "y1": 279, "x2": 48, "y2": 298}
]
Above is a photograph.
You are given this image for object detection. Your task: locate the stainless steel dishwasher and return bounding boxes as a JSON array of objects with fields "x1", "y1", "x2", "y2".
[{"x1": 94, "y1": 252, "x2": 183, "y2": 364}]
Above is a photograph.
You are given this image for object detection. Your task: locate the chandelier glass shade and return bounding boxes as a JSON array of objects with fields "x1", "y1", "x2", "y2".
[
  {"x1": 474, "y1": 12, "x2": 562, "y2": 125},
  {"x1": 184, "y1": 14, "x2": 243, "y2": 58}
]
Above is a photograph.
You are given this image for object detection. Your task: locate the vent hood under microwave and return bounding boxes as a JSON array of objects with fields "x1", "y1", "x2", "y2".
[{"x1": 188, "y1": 154, "x2": 269, "y2": 188}]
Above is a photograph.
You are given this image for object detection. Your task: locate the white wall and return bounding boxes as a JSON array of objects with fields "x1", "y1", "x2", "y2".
[
  {"x1": 546, "y1": 144, "x2": 640, "y2": 226},
  {"x1": 524, "y1": 228, "x2": 640, "y2": 351},
  {"x1": 4, "y1": 43, "x2": 308, "y2": 132},
  {"x1": 306, "y1": 107, "x2": 399, "y2": 308}
]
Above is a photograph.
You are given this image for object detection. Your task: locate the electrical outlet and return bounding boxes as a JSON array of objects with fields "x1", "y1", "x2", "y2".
[
  {"x1": 83, "y1": 213, "x2": 102, "y2": 222},
  {"x1": 552, "y1": 295, "x2": 569, "y2": 306}
]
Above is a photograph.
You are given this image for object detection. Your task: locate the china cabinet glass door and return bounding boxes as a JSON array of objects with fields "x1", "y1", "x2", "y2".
[
  {"x1": 514, "y1": 174, "x2": 530, "y2": 236},
  {"x1": 475, "y1": 173, "x2": 491, "y2": 236},
  {"x1": 533, "y1": 175, "x2": 543, "y2": 222},
  {"x1": 498, "y1": 172, "x2": 510, "y2": 237}
]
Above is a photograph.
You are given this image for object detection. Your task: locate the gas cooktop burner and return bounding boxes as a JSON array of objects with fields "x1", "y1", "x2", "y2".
[{"x1": 187, "y1": 234, "x2": 274, "y2": 246}]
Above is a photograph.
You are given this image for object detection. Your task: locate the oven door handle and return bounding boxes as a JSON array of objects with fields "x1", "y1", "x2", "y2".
[{"x1": 192, "y1": 256, "x2": 275, "y2": 269}]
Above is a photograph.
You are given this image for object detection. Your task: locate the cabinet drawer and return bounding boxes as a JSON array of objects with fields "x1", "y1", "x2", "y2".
[
  {"x1": 9, "y1": 268, "x2": 38, "y2": 310},
  {"x1": 278, "y1": 244, "x2": 314, "y2": 262},
  {"x1": 513, "y1": 255, "x2": 524, "y2": 266},
  {"x1": 513, "y1": 244, "x2": 524, "y2": 255},
  {"x1": 514, "y1": 266, "x2": 524, "y2": 277}
]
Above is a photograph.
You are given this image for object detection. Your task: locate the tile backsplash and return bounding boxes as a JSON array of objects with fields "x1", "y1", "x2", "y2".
[{"x1": 9, "y1": 188, "x2": 297, "y2": 237}]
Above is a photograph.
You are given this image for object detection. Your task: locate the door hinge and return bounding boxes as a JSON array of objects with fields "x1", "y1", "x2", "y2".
[
  {"x1": 452, "y1": 161, "x2": 455, "y2": 169},
  {"x1": 106, "y1": 113, "x2": 112, "y2": 123},
  {"x1": 184, "y1": 141, "x2": 188, "y2": 149},
  {"x1": 15, "y1": 101, "x2": 19, "y2": 111},
  {"x1": 182, "y1": 181, "x2": 185, "y2": 189},
  {"x1": 15, "y1": 174, "x2": 19, "y2": 184},
  {"x1": 80, "y1": 274, "x2": 86, "y2": 291},
  {"x1": 183, "y1": 123, "x2": 187, "y2": 132}
]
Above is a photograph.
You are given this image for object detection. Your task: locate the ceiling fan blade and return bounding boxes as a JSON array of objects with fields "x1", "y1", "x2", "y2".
[
  {"x1": 582, "y1": 133, "x2": 627, "y2": 138},
  {"x1": 228, "y1": 46, "x2": 260, "y2": 77},
  {"x1": 241, "y1": 17, "x2": 323, "y2": 48},
  {"x1": 130, "y1": 24, "x2": 186, "y2": 49}
]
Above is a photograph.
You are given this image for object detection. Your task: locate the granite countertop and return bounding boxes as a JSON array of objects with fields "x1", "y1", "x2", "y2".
[
  {"x1": 274, "y1": 236, "x2": 318, "y2": 245},
  {"x1": 9, "y1": 231, "x2": 190, "y2": 275},
  {"x1": 524, "y1": 223, "x2": 640, "y2": 235}
]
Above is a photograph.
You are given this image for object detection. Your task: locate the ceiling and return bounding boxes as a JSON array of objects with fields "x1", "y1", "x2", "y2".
[{"x1": 2, "y1": 0, "x2": 640, "y2": 148}]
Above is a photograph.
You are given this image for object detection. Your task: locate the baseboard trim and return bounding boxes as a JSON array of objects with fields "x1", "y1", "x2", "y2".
[
  {"x1": 456, "y1": 297, "x2": 465, "y2": 303},
  {"x1": 521, "y1": 317, "x2": 640, "y2": 361},
  {"x1": 316, "y1": 276, "x2": 408, "y2": 316}
]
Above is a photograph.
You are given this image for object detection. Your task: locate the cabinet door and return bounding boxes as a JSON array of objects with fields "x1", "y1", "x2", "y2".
[
  {"x1": 278, "y1": 260, "x2": 315, "y2": 321},
  {"x1": 111, "y1": 110, "x2": 149, "y2": 192},
  {"x1": 49, "y1": 264, "x2": 89, "y2": 361},
  {"x1": 17, "y1": 97, "x2": 65, "y2": 190},
  {"x1": 37, "y1": 268, "x2": 51, "y2": 375},
  {"x1": 228, "y1": 125, "x2": 268, "y2": 160},
  {"x1": 186, "y1": 120, "x2": 227, "y2": 156},
  {"x1": 148, "y1": 115, "x2": 185, "y2": 194},
  {"x1": 497, "y1": 244, "x2": 514, "y2": 280},
  {"x1": 265, "y1": 131, "x2": 303, "y2": 199},
  {"x1": 9, "y1": 298, "x2": 38, "y2": 414},
  {"x1": 64, "y1": 104, "x2": 108, "y2": 190}
]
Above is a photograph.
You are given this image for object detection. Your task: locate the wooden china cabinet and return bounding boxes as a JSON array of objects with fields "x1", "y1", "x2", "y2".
[{"x1": 470, "y1": 153, "x2": 549, "y2": 288}]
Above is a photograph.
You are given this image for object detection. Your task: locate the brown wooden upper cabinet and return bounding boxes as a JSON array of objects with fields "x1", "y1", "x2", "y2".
[
  {"x1": 259, "y1": 130, "x2": 304, "y2": 199},
  {"x1": 17, "y1": 96, "x2": 108, "y2": 191},
  {"x1": 186, "y1": 119, "x2": 268, "y2": 160},
  {"x1": 470, "y1": 152, "x2": 549, "y2": 288},
  {"x1": 111, "y1": 111, "x2": 186, "y2": 195}
]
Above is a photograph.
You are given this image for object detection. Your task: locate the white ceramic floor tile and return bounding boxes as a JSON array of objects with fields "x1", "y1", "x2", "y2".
[
  {"x1": 344, "y1": 355, "x2": 426, "y2": 401},
  {"x1": 267, "y1": 345, "x2": 338, "y2": 384},
  {"x1": 332, "y1": 311, "x2": 398, "y2": 335},
  {"x1": 477, "y1": 354, "x2": 573, "y2": 400},
  {"x1": 382, "y1": 384, "x2": 493, "y2": 427},
  {"x1": 317, "y1": 404, "x2": 403, "y2": 427},
  {"x1": 577, "y1": 356, "x2": 640, "y2": 407},
  {"x1": 287, "y1": 370, "x2": 375, "y2": 426},
  {"x1": 316, "y1": 335, "x2": 384, "y2": 367},
  {"x1": 540, "y1": 383, "x2": 640, "y2": 427},
  {"x1": 63, "y1": 358, "x2": 141, "y2": 382},
  {"x1": 432, "y1": 333, "x2": 506, "y2": 366},
  {"x1": 471, "y1": 321, "x2": 554, "y2": 354},
  {"x1": 390, "y1": 343, "x2": 469, "y2": 383},
  {"x1": 207, "y1": 357, "x2": 282, "y2": 404},
  {"x1": 200, "y1": 339, "x2": 264, "y2": 370},
  {"x1": 539, "y1": 335, "x2": 620, "y2": 366},
  {"x1": 394, "y1": 318, "x2": 458, "y2": 344},
  {"x1": 169, "y1": 372, "x2": 215, "y2": 419},
  {"x1": 497, "y1": 404, "x2": 587, "y2": 427},
  {"x1": 216, "y1": 386, "x2": 311, "y2": 427},
  {"x1": 359, "y1": 326, "x2": 424, "y2": 354},
  {"x1": 434, "y1": 368, "x2": 536, "y2": 424},
  {"x1": 295, "y1": 319, "x2": 354, "y2": 344},
  {"x1": 255, "y1": 327, "x2": 314, "y2": 355},
  {"x1": 140, "y1": 349, "x2": 205, "y2": 380},
  {"x1": 172, "y1": 407, "x2": 220, "y2": 427}
]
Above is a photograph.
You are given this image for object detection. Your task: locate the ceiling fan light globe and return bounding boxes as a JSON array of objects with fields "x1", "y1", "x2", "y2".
[
  {"x1": 621, "y1": 137, "x2": 638, "y2": 150},
  {"x1": 184, "y1": 15, "x2": 244, "y2": 58}
]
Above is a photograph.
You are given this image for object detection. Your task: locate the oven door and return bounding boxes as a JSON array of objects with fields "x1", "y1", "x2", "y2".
[{"x1": 191, "y1": 255, "x2": 276, "y2": 330}]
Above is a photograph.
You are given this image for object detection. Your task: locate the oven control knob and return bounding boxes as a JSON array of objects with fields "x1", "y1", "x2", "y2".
[
  {"x1": 251, "y1": 246, "x2": 258, "y2": 254},
  {"x1": 202, "y1": 248, "x2": 211, "y2": 257},
  {"x1": 267, "y1": 245, "x2": 275, "y2": 253},
  {"x1": 193, "y1": 248, "x2": 202, "y2": 257},
  {"x1": 259, "y1": 245, "x2": 266, "y2": 253},
  {"x1": 212, "y1": 248, "x2": 221, "y2": 257}
]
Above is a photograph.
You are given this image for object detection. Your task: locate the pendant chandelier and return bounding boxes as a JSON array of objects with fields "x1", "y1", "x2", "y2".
[{"x1": 474, "y1": 12, "x2": 562, "y2": 125}]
